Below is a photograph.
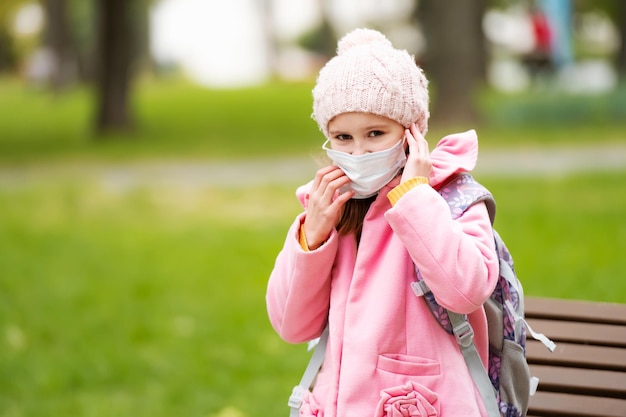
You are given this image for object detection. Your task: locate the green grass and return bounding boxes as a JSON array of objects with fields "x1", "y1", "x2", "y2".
[
  {"x1": 0, "y1": 181, "x2": 305, "y2": 417},
  {"x1": 483, "y1": 173, "x2": 626, "y2": 302},
  {"x1": 1, "y1": 171, "x2": 625, "y2": 416},
  {"x1": 0, "y1": 76, "x2": 625, "y2": 416}
]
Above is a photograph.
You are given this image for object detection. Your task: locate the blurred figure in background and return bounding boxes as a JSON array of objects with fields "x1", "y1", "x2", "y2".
[{"x1": 524, "y1": 2, "x2": 554, "y2": 82}]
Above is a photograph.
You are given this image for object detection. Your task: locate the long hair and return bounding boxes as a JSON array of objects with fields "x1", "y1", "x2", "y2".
[{"x1": 336, "y1": 195, "x2": 376, "y2": 239}]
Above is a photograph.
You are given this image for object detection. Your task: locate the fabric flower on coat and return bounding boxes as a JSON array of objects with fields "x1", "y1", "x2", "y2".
[
  {"x1": 300, "y1": 391, "x2": 324, "y2": 417},
  {"x1": 376, "y1": 381, "x2": 440, "y2": 417}
]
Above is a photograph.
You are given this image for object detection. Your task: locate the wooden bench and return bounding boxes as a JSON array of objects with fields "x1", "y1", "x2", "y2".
[{"x1": 525, "y1": 297, "x2": 626, "y2": 417}]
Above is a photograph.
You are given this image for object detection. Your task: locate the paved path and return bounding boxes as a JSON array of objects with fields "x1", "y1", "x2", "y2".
[
  {"x1": 472, "y1": 143, "x2": 626, "y2": 176},
  {"x1": 0, "y1": 143, "x2": 624, "y2": 189}
]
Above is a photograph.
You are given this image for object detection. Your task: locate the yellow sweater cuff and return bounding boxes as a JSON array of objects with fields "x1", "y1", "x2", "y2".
[
  {"x1": 299, "y1": 223, "x2": 310, "y2": 251},
  {"x1": 387, "y1": 176, "x2": 429, "y2": 206}
]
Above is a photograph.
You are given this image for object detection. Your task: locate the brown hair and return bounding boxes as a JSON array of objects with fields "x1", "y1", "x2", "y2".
[{"x1": 336, "y1": 196, "x2": 376, "y2": 239}]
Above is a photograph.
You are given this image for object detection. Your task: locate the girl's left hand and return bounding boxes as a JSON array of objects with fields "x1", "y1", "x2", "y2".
[{"x1": 401, "y1": 123, "x2": 432, "y2": 183}]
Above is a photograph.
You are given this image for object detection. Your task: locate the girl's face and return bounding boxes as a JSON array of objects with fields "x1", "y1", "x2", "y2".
[{"x1": 327, "y1": 112, "x2": 405, "y2": 155}]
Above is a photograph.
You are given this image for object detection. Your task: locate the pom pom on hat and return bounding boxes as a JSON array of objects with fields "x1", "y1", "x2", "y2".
[
  {"x1": 336, "y1": 28, "x2": 392, "y2": 55},
  {"x1": 312, "y1": 28, "x2": 429, "y2": 138}
]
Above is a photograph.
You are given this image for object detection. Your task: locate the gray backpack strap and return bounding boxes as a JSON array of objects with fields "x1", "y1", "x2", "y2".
[
  {"x1": 288, "y1": 326, "x2": 329, "y2": 417},
  {"x1": 447, "y1": 311, "x2": 501, "y2": 417},
  {"x1": 430, "y1": 173, "x2": 501, "y2": 416},
  {"x1": 417, "y1": 279, "x2": 501, "y2": 417}
]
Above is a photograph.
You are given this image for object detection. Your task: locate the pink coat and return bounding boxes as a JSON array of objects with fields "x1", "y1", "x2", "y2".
[{"x1": 266, "y1": 130, "x2": 499, "y2": 417}]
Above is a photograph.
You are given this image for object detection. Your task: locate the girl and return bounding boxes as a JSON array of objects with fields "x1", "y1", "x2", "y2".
[{"x1": 266, "y1": 28, "x2": 499, "y2": 417}]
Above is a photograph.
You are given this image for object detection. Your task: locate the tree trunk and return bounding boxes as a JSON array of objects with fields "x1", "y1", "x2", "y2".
[
  {"x1": 94, "y1": 0, "x2": 134, "y2": 135},
  {"x1": 616, "y1": 1, "x2": 626, "y2": 77},
  {"x1": 44, "y1": 0, "x2": 77, "y2": 91},
  {"x1": 416, "y1": 0, "x2": 487, "y2": 127},
  {"x1": 0, "y1": 25, "x2": 15, "y2": 73}
]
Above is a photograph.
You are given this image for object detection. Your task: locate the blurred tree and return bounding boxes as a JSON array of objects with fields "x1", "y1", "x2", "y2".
[
  {"x1": 416, "y1": 0, "x2": 487, "y2": 126},
  {"x1": 43, "y1": 0, "x2": 77, "y2": 90},
  {"x1": 577, "y1": 0, "x2": 626, "y2": 78},
  {"x1": 94, "y1": 0, "x2": 135, "y2": 134},
  {"x1": 94, "y1": 0, "x2": 152, "y2": 135},
  {"x1": 617, "y1": 1, "x2": 626, "y2": 76},
  {"x1": 68, "y1": 0, "x2": 97, "y2": 83},
  {"x1": 0, "y1": 0, "x2": 87, "y2": 83},
  {"x1": 297, "y1": 0, "x2": 336, "y2": 59},
  {"x1": 599, "y1": 0, "x2": 626, "y2": 77},
  {"x1": 0, "y1": 25, "x2": 16, "y2": 72},
  {"x1": 0, "y1": 0, "x2": 26, "y2": 73}
]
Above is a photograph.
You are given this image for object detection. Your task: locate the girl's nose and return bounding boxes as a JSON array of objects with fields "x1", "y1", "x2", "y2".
[{"x1": 351, "y1": 143, "x2": 368, "y2": 156}]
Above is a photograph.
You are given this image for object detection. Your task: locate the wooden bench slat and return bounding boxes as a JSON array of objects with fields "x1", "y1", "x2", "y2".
[
  {"x1": 523, "y1": 297, "x2": 626, "y2": 416},
  {"x1": 525, "y1": 318, "x2": 626, "y2": 347},
  {"x1": 528, "y1": 391, "x2": 626, "y2": 417},
  {"x1": 525, "y1": 297, "x2": 626, "y2": 325},
  {"x1": 529, "y1": 364, "x2": 626, "y2": 398},
  {"x1": 526, "y1": 340, "x2": 626, "y2": 372}
]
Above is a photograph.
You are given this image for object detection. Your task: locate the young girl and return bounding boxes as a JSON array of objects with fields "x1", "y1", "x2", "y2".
[{"x1": 266, "y1": 28, "x2": 499, "y2": 417}]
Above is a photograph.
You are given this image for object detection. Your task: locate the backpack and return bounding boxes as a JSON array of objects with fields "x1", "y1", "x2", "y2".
[
  {"x1": 410, "y1": 173, "x2": 556, "y2": 417},
  {"x1": 287, "y1": 173, "x2": 556, "y2": 417}
]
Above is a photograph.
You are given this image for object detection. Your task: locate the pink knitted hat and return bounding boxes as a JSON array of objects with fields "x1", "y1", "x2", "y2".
[{"x1": 312, "y1": 28, "x2": 430, "y2": 138}]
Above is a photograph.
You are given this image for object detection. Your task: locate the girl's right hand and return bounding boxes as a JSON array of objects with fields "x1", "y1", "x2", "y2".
[
  {"x1": 401, "y1": 123, "x2": 432, "y2": 183},
  {"x1": 303, "y1": 166, "x2": 354, "y2": 250}
]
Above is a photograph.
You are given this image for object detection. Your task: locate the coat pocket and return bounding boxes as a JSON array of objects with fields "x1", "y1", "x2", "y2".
[{"x1": 377, "y1": 354, "x2": 441, "y2": 376}]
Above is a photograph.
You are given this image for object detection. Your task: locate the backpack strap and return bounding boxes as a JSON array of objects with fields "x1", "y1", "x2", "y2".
[
  {"x1": 419, "y1": 173, "x2": 556, "y2": 416},
  {"x1": 415, "y1": 276, "x2": 501, "y2": 417},
  {"x1": 448, "y1": 310, "x2": 501, "y2": 417},
  {"x1": 417, "y1": 173, "x2": 501, "y2": 417},
  {"x1": 412, "y1": 173, "x2": 497, "y2": 334},
  {"x1": 437, "y1": 172, "x2": 496, "y2": 224},
  {"x1": 288, "y1": 326, "x2": 329, "y2": 417}
]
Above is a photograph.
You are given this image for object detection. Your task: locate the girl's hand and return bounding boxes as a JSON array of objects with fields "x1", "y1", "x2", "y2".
[
  {"x1": 401, "y1": 123, "x2": 432, "y2": 183},
  {"x1": 303, "y1": 165, "x2": 354, "y2": 249}
]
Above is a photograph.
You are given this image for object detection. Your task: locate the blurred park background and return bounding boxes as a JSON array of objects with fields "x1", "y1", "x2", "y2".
[{"x1": 0, "y1": 0, "x2": 625, "y2": 416}]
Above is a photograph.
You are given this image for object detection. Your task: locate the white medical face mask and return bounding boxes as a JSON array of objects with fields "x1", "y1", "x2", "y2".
[{"x1": 323, "y1": 138, "x2": 407, "y2": 199}]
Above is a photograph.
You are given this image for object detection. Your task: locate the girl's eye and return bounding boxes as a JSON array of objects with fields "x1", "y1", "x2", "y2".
[
  {"x1": 368, "y1": 130, "x2": 384, "y2": 137},
  {"x1": 335, "y1": 134, "x2": 352, "y2": 141}
]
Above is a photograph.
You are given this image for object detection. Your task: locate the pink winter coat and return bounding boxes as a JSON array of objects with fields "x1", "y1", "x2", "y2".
[{"x1": 266, "y1": 130, "x2": 499, "y2": 417}]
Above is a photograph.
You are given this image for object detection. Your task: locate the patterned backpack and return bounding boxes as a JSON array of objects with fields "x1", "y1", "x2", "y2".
[{"x1": 411, "y1": 173, "x2": 556, "y2": 417}]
